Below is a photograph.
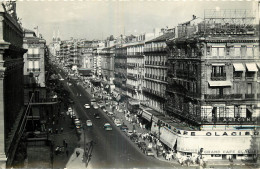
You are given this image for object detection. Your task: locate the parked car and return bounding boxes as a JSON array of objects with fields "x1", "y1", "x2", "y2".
[
  {"x1": 104, "y1": 123, "x2": 112, "y2": 131},
  {"x1": 90, "y1": 99, "x2": 96, "y2": 105},
  {"x1": 86, "y1": 120, "x2": 93, "y2": 127},
  {"x1": 145, "y1": 148, "x2": 154, "y2": 156},
  {"x1": 93, "y1": 104, "x2": 99, "y2": 109},
  {"x1": 84, "y1": 104, "x2": 90, "y2": 109},
  {"x1": 114, "y1": 119, "x2": 122, "y2": 127},
  {"x1": 107, "y1": 111, "x2": 114, "y2": 116},
  {"x1": 126, "y1": 130, "x2": 133, "y2": 137},
  {"x1": 120, "y1": 124, "x2": 129, "y2": 132}
]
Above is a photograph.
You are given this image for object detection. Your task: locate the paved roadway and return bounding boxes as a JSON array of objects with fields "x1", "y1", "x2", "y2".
[{"x1": 56, "y1": 68, "x2": 176, "y2": 168}]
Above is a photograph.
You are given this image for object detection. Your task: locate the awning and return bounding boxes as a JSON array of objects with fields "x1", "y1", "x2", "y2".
[
  {"x1": 211, "y1": 63, "x2": 225, "y2": 66},
  {"x1": 142, "y1": 110, "x2": 152, "y2": 122},
  {"x1": 256, "y1": 63, "x2": 260, "y2": 69},
  {"x1": 245, "y1": 63, "x2": 258, "y2": 72},
  {"x1": 160, "y1": 126, "x2": 178, "y2": 150},
  {"x1": 208, "y1": 81, "x2": 232, "y2": 87},
  {"x1": 233, "y1": 63, "x2": 245, "y2": 71}
]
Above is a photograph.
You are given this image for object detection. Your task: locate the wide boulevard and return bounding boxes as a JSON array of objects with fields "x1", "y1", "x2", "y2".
[{"x1": 56, "y1": 66, "x2": 176, "y2": 168}]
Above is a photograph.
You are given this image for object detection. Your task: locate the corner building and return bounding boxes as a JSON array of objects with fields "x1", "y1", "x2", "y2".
[{"x1": 164, "y1": 10, "x2": 260, "y2": 160}]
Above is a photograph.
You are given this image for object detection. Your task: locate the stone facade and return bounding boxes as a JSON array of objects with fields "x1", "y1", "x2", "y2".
[{"x1": 0, "y1": 11, "x2": 27, "y2": 167}]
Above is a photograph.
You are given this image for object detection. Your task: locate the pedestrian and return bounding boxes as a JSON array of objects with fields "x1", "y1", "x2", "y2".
[
  {"x1": 66, "y1": 150, "x2": 69, "y2": 157},
  {"x1": 65, "y1": 142, "x2": 68, "y2": 148},
  {"x1": 76, "y1": 151, "x2": 80, "y2": 157},
  {"x1": 63, "y1": 139, "x2": 66, "y2": 146},
  {"x1": 55, "y1": 128, "x2": 58, "y2": 134},
  {"x1": 60, "y1": 127, "x2": 63, "y2": 133}
]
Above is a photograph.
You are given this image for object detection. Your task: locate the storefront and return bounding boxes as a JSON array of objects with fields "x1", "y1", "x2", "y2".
[{"x1": 176, "y1": 130, "x2": 259, "y2": 160}]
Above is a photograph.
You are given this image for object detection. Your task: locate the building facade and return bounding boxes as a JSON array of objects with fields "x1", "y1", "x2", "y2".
[
  {"x1": 114, "y1": 46, "x2": 127, "y2": 98},
  {"x1": 23, "y1": 29, "x2": 46, "y2": 103},
  {"x1": 126, "y1": 41, "x2": 145, "y2": 111},
  {"x1": 0, "y1": 3, "x2": 27, "y2": 167},
  {"x1": 143, "y1": 32, "x2": 175, "y2": 114}
]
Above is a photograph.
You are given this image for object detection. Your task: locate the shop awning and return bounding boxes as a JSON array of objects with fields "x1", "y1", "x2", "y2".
[
  {"x1": 142, "y1": 109, "x2": 152, "y2": 122},
  {"x1": 245, "y1": 63, "x2": 258, "y2": 72},
  {"x1": 211, "y1": 63, "x2": 225, "y2": 66},
  {"x1": 233, "y1": 63, "x2": 245, "y2": 71},
  {"x1": 208, "y1": 81, "x2": 232, "y2": 87},
  {"x1": 256, "y1": 63, "x2": 260, "y2": 69},
  {"x1": 160, "y1": 126, "x2": 177, "y2": 149}
]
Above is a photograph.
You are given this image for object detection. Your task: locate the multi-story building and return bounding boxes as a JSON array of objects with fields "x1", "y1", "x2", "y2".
[
  {"x1": 92, "y1": 41, "x2": 105, "y2": 79},
  {"x1": 114, "y1": 45, "x2": 128, "y2": 99},
  {"x1": 126, "y1": 41, "x2": 145, "y2": 112},
  {"x1": 23, "y1": 28, "x2": 46, "y2": 103},
  {"x1": 0, "y1": 2, "x2": 28, "y2": 167},
  {"x1": 143, "y1": 31, "x2": 175, "y2": 114},
  {"x1": 100, "y1": 42, "x2": 115, "y2": 92},
  {"x1": 163, "y1": 10, "x2": 260, "y2": 160}
]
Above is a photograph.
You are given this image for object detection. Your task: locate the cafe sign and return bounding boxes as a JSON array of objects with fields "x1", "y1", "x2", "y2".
[{"x1": 178, "y1": 130, "x2": 259, "y2": 137}]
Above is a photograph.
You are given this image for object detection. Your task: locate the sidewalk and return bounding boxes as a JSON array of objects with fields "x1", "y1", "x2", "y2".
[
  {"x1": 25, "y1": 102, "x2": 79, "y2": 168},
  {"x1": 65, "y1": 147, "x2": 94, "y2": 169}
]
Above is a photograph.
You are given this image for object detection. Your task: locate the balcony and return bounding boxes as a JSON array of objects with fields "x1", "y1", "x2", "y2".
[
  {"x1": 127, "y1": 73, "x2": 138, "y2": 81},
  {"x1": 211, "y1": 73, "x2": 226, "y2": 81},
  {"x1": 204, "y1": 94, "x2": 242, "y2": 100},
  {"x1": 142, "y1": 87, "x2": 165, "y2": 98},
  {"x1": 245, "y1": 94, "x2": 255, "y2": 99},
  {"x1": 27, "y1": 54, "x2": 40, "y2": 58},
  {"x1": 144, "y1": 47, "x2": 167, "y2": 52},
  {"x1": 126, "y1": 84, "x2": 136, "y2": 91},
  {"x1": 127, "y1": 63, "x2": 136, "y2": 69},
  {"x1": 127, "y1": 52, "x2": 143, "y2": 57}
]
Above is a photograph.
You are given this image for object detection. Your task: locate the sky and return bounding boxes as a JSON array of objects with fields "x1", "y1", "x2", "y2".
[{"x1": 16, "y1": 1, "x2": 256, "y2": 44}]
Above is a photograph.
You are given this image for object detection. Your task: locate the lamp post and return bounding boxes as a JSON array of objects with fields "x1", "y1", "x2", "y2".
[{"x1": 156, "y1": 120, "x2": 162, "y2": 157}]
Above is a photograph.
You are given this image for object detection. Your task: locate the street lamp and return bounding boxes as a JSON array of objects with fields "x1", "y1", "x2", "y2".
[{"x1": 156, "y1": 120, "x2": 163, "y2": 157}]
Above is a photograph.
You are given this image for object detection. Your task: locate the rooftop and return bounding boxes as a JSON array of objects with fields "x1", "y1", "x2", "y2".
[{"x1": 146, "y1": 32, "x2": 175, "y2": 43}]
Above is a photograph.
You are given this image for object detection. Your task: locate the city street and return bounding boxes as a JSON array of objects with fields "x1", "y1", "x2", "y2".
[{"x1": 57, "y1": 67, "x2": 176, "y2": 168}]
